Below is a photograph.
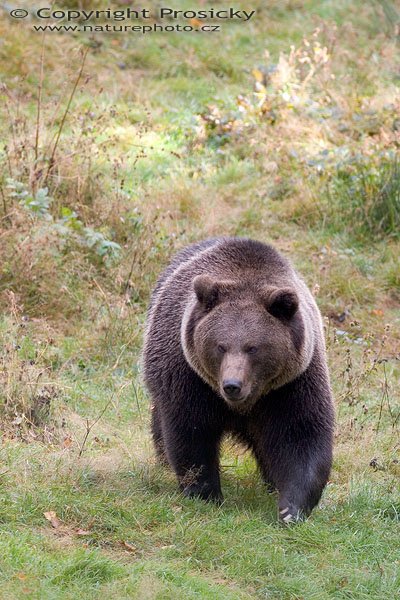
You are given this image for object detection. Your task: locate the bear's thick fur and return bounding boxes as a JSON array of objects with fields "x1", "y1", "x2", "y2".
[{"x1": 143, "y1": 238, "x2": 334, "y2": 522}]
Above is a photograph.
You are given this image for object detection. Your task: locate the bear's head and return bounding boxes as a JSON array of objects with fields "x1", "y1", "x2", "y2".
[{"x1": 182, "y1": 274, "x2": 313, "y2": 412}]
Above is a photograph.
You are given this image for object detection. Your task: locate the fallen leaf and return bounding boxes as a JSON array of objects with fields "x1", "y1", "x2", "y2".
[
  {"x1": 122, "y1": 541, "x2": 137, "y2": 553},
  {"x1": 44, "y1": 511, "x2": 62, "y2": 529},
  {"x1": 75, "y1": 529, "x2": 91, "y2": 536},
  {"x1": 62, "y1": 436, "x2": 73, "y2": 449}
]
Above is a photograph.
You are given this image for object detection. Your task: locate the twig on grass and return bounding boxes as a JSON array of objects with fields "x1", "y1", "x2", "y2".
[
  {"x1": 44, "y1": 46, "x2": 89, "y2": 185},
  {"x1": 376, "y1": 360, "x2": 398, "y2": 432},
  {"x1": 78, "y1": 399, "x2": 113, "y2": 458},
  {"x1": 78, "y1": 382, "x2": 131, "y2": 458},
  {"x1": 34, "y1": 35, "x2": 45, "y2": 167}
]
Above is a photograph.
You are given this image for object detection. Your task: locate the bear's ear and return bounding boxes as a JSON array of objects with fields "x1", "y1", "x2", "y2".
[
  {"x1": 193, "y1": 275, "x2": 235, "y2": 311},
  {"x1": 261, "y1": 286, "x2": 299, "y2": 320},
  {"x1": 193, "y1": 275, "x2": 219, "y2": 309}
]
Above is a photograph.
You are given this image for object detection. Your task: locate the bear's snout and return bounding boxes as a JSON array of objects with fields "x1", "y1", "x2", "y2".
[
  {"x1": 222, "y1": 379, "x2": 243, "y2": 399},
  {"x1": 219, "y1": 354, "x2": 254, "y2": 407}
]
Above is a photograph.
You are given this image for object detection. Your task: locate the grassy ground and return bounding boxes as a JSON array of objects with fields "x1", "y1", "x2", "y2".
[{"x1": 0, "y1": 1, "x2": 399, "y2": 598}]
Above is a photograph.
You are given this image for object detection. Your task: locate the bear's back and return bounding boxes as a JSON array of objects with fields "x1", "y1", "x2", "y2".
[
  {"x1": 150, "y1": 237, "x2": 295, "y2": 309},
  {"x1": 148, "y1": 238, "x2": 221, "y2": 310}
]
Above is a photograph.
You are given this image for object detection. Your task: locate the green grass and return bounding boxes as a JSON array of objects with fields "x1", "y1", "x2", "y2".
[
  {"x1": 323, "y1": 156, "x2": 400, "y2": 240},
  {"x1": 0, "y1": 440, "x2": 399, "y2": 598},
  {"x1": 0, "y1": 0, "x2": 399, "y2": 598}
]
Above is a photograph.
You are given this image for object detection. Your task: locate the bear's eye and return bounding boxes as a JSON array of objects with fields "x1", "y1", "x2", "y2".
[
  {"x1": 217, "y1": 344, "x2": 226, "y2": 354},
  {"x1": 246, "y1": 346, "x2": 258, "y2": 355}
]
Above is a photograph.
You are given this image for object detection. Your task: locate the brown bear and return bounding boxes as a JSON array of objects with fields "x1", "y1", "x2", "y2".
[{"x1": 143, "y1": 237, "x2": 334, "y2": 522}]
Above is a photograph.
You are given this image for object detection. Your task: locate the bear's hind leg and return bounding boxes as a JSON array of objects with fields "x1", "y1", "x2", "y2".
[
  {"x1": 250, "y1": 444, "x2": 276, "y2": 493},
  {"x1": 151, "y1": 403, "x2": 167, "y2": 464}
]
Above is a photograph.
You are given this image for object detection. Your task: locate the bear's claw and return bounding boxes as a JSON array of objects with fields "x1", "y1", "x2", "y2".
[{"x1": 279, "y1": 506, "x2": 303, "y2": 524}]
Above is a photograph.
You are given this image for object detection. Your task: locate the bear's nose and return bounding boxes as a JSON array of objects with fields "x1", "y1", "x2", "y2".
[{"x1": 223, "y1": 379, "x2": 242, "y2": 398}]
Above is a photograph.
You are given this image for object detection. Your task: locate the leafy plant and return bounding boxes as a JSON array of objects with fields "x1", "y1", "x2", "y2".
[
  {"x1": 83, "y1": 228, "x2": 121, "y2": 263},
  {"x1": 7, "y1": 179, "x2": 53, "y2": 218},
  {"x1": 5, "y1": 179, "x2": 121, "y2": 263}
]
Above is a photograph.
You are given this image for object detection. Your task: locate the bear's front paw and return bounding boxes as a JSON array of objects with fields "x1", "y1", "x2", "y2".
[
  {"x1": 182, "y1": 482, "x2": 223, "y2": 504},
  {"x1": 278, "y1": 506, "x2": 304, "y2": 525}
]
